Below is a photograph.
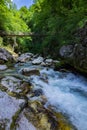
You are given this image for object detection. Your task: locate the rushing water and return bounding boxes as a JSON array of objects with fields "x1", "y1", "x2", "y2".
[{"x1": 29, "y1": 68, "x2": 87, "y2": 130}]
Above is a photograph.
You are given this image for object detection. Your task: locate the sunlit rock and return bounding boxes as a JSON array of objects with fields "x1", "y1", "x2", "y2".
[
  {"x1": 16, "y1": 113, "x2": 36, "y2": 130},
  {"x1": 17, "y1": 53, "x2": 34, "y2": 62},
  {"x1": 1, "y1": 76, "x2": 22, "y2": 92},
  {"x1": 0, "y1": 65, "x2": 8, "y2": 70},
  {"x1": 0, "y1": 48, "x2": 14, "y2": 63},
  {"x1": 32, "y1": 56, "x2": 44, "y2": 65},
  {"x1": 0, "y1": 91, "x2": 25, "y2": 130}
]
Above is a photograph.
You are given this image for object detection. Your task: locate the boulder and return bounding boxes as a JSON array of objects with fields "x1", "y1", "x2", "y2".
[
  {"x1": 19, "y1": 68, "x2": 40, "y2": 76},
  {"x1": 59, "y1": 45, "x2": 74, "y2": 58},
  {"x1": 17, "y1": 53, "x2": 34, "y2": 62},
  {"x1": 0, "y1": 48, "x2": 14, "y2": 63},
  {"x1": 45, "y1": 59, "x2": 53, "y2": 63},
  {"x1": 0, "y1": 91, "x2": 25, "y2": 130},
  {"x1": 45, "y1": 59, "x2": 53, "y2": 66},
  {"x1": 0, "y1": 65, "x2": 8, "y2": 70},
  {"x1": 41, "y1": 59, "x2": 60, "y2": 67},
  {"x1": 32, "y1": 56, "x2": 44, "y2": 65},
  {"x1": 32, "y1": 89, "x2": 43, "y2": 97},
  {"x1": 59, "y1": 44, "x2": 87, "y2": 73},
  {"x1": 41, "y1": 62, "x2": 46, "y2": 66}
]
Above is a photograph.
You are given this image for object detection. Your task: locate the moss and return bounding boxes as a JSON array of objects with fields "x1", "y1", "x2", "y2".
[
  {"x1": 10, "y1": 101, "x2": 27, "y2": 130},
  {"x1": 24, "y1": 100, "x2": 75, "y2": 130},
  {"x1": 53, "y1": 112, "x2": 75, "y2": 130},
  {"x1": 7, "y1": 91, "x2": 21, "y2": 98},
  {"x1": 0, "y1": 85, "x2": 8, "y2": 92},
  {"x1": 10, "y1": 109, "x2": 21, "y2": 130}
]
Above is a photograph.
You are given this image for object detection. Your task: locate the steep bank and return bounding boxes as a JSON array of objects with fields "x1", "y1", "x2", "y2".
[{"x1": 59, "y1": 23, "x2": 87, "y2": 75}]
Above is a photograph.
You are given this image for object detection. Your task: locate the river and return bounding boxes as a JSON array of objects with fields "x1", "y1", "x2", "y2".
[
  {"x1": 29, "y1": 67, "x2": 87, "y2": 130},
  {"x1": 0, "y1": 61, "x2": 87, "y2": 130}
]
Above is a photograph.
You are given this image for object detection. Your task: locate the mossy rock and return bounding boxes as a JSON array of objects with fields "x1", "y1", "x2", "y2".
[{"x1": 24, "y1": 100, "x2": 74, "y2": 130}]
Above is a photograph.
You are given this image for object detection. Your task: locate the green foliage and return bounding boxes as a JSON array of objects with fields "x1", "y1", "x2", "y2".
[
  {"x1": 0, "y1": 37, "x2": 3, "y2": 46},
  {"x1": 0, "y1": 0, "x2": 87, "y2": 55},
  {"x1": 25, "y1": 0, "x2": 87, "y2": 57},
  {"x1": 0, "y1": 0, "x2": 31, "y2": 52}
]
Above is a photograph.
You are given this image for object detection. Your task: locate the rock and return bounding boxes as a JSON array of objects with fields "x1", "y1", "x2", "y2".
[
  {"x1": 24, "y1": 99, "x2": 74, "y2": 130},
  {"x1": 41, "y1": 62, "x2": 46, "y2": 66},
  {"x1": 40, "y1": 74, "x2": 48, "y2": 83},
  {"x1": 53, "y1": 60, "x2": 60, "y2": 64},
  {"x1": 32, "y1": 89, "x2": 43, "y2": 97},
  {"x1": 59, "y1": 45, "x2": 74, "y2": 58},
  {"x1": 20, "y1": 82, "x2": 32, "y2": 95},
  {"x1": 59, "y1": 23, "x2": 87, "y2": 74},
  {"x1": 0, "y1": 48, "x2": 14, "y2": 63},
  {"x1": 17, "y1": 53, "x2": 34, "y2": 62},
  {"x1": 32, "y1": 56, "x2": 44, "y2": 65},
  {"x1": 19, "y1": 68, "x2": 40, "y2": 76},
  {"x1": 0, "y1": 91, "x2": 25, "y2": 130},
  {"x1": 1, "y1": 76, "x2": 22, "y2": 92},
  {"x1": 16, "y1": 113, "x2": 36, "y2": 130},
  {"x1": 0, "y1": 65, "x2": 8, "y2": 70},
  {"x1": 59, "y1": 44, "x2": 87, "y2": 73},
  {"x1": 45, "y1": 59, "x2": 53, "y2": 63},
  {"x1": 45, "y1": 59, "x2": 53, "y2": 66},
  {"x1": 24, "y1": 100, "x2": 51, "y2": 130}
]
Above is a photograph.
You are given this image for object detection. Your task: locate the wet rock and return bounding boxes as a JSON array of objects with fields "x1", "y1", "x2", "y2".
[
  {"x1": 19, "y1": 68, "x2": 40, "y2": 76},
  {"x1": 40, "y1": 74, "x2": 48, "y2": 83},
  {"x1": 20, "y1": 82, "x2": 32, "y2": 95},
  {"x1": 0, "y1": 48, "x2": 14, "y2": 63},
  {"x1": 32, "y1": 89, "x2": 43, "y2": 97},
  {"x1": 0, "y1": 65, "x2": 8, "y2": 71},
  {"x1": 24, "y1": 99, "x2": 74, "y2": 130},
  {"x1": 24, "y1": 100, "x2": 52, "y2": 130},
  {"x1": 32, "y1": 56, "x2": 44, "y2": 65},
  {"x1": 17, "y1": 53, "x2": 34, "y2": 62}
]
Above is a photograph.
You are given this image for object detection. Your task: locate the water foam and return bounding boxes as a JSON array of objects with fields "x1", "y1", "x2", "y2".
[{"x1": 31, "y1": 68, "x2": 87, "y2": 130}]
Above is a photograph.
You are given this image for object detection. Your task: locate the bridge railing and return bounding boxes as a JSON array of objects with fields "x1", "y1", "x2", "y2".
[{"x1": 0, "y1": 30, "x2": 50, "y2": 37}]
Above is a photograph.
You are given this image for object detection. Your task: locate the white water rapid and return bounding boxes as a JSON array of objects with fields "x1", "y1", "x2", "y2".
[{"x1": 30, "y1": 68, "x2": 87, "y2": 130}]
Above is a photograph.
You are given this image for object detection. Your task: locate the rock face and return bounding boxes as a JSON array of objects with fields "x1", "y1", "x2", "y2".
[
  {"x1": 59, "y1": 23, "x2": 87, "y2": 74},
  {"x1": 0, "y1": 48, "x2": 14, "y2": 63},
  {"x1": 59, "y1": 44, "x2": 87, "y2": 73}
]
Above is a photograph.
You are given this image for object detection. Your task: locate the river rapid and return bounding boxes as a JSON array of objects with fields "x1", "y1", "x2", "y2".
[
  {"x1": 29, "y1": 67, "x2": 87, "y2": 130},
  {"x1": 0, "y1": 60, "x2": 87, "y2": 130}
]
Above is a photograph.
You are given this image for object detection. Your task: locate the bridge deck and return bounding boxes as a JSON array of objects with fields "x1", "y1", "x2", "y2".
[{"x1": 0, "y1": 33, "x2": 49, "y2": 37}]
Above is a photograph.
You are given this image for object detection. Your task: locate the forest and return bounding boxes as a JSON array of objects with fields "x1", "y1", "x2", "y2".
[
  {"x1": 0, "y1": 1, "x2": 87, "y2": 130},
  {"x1": 0, "y1": 0, "x2": 87, "y2": 56}
]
